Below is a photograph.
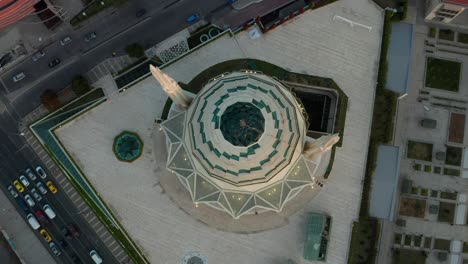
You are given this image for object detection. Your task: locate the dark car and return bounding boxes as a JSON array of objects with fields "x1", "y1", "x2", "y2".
[
  {"x1": 61, "y1": 226, "x2": 72, "y2": 240},
  {"x1": 136, "y1": 8, "x2": 146, "y2": 17},
  {"x1": 17, "y1": 199, "x2": 29, "y2": 212},
  {"x1": 48, "y1": 58, "x2": 61, "y2": 68},
  {"x1": 68, "y1": 223, "x2": 80, "y2": 238},
  {"x1": 59, "y1": 239, "x2": 68, "y2": 249},
  {"x1": 84, "y1": 32, "x2": 97, "y2": 42},
  {"x1": 35, "y1": 210, "x2": 49, "y2": 226}
]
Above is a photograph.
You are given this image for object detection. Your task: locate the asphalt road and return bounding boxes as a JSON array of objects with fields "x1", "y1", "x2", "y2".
[
  {"x1": 0, "y1": 123, "x2": 119, "y2": 264},
  {"x1": 0, "y1": 0, "x2": 227, "y2": 118}
]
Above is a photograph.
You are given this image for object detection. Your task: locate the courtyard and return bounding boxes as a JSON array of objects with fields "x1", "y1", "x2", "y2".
[{"x1": 53, "y1": 0, "x2": 383, "y2": 263}]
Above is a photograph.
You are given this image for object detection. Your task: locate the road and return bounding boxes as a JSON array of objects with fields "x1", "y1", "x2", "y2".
[
  {"x1": 0, "y1": 0, "x2": 232, "y2": 262},
  {"x1": 0, "y1": 0, "x2": 227, "y2": 118},
  {"x1": 0, "y1": 123, "x2": 119, "y2": 264}
]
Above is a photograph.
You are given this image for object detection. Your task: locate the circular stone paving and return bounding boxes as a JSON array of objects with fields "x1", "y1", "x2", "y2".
[
  {"x1": 113, "y1": 131, "x2": 143, "y2": 162},
  {"x1": 220, "y1": 102, "x2": 264, "y2": 147}
]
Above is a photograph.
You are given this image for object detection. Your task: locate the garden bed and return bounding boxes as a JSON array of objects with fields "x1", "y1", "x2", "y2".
[
  {"x1": 458, "y1": 32, "x2": 468, "y2": 44},
  {"x1": 392, "y1": 249, "x2": 426, "y2": 264},
  {"x1": 425, "y1": 57, "x2": 461, "y2": 92},
  {"x1": 446, "y1": 146, "x2": 462, "y2": 166},
  {"x1": 443, "y1": 167, "x2": 460, "y2": 176},
  {"x1": 433, "y1": 238, "x2": 451, "y2": 251},
  {"x1": 347, "y1": 219, "x2": 379, "y2": 264},
  {"x1": 439, "y1": 29, "x2": 455, "y2": 41},
  {"x1": 399, "y1": 197, "x2": 426, "y2": 218},
  {"x1": 448, "y1": 113, "x2": 465, "y2": 143},
  {"x1": 407, "y1": 140, "x2": 433, "y2": 161},
  {"x1": 437, "y1": 202, "x2": 456, "y2": 223}
]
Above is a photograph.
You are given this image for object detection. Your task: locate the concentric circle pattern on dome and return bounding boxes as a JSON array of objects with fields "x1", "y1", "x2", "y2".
[
  {"x1": 220, "y1": 102, "x2": 265, "y2": 147},
  {"x1": 160, "y1": 72, "x2": 322, "y2": 218}
]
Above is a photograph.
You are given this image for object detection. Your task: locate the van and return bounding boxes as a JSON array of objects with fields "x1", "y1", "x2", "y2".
[
  {"x1": 27, "y1": 214, "x2": 40, "y2": 230},
  {"x1": 43, "y1": 204, "x2": 56, "y2": 219},
  {"x1": 89, "y1": 250, "x2": 103, "y2": 264}
]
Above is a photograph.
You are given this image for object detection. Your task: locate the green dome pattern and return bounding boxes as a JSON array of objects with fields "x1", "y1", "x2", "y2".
[
  {"x1": 220, "y1": 102, "x2": 265, "y2": 147},
  {"x1": 113, "y1": 131, "x2": 143, "y2": 162}
]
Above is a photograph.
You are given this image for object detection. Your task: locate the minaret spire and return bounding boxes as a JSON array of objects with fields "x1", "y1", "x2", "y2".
[{"x1": 150, "y1": 65, "x2": 191, "y2": 109}]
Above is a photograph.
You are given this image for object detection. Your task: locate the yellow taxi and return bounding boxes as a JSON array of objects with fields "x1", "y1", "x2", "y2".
[
  {"x1": 40, "y1": 229, "x2": 52, "y2": 242},
  {"x1": 46, "y1": 181, "x2": 58, "y2": 194},
  {"x1": 13, "y1": 180, "x2": 25, "y2": 193}
]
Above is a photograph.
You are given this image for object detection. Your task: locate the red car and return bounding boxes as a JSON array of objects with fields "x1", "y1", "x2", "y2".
[
  {"x1": 35, "y1": 210, "x2": 49, "y2": 226},
  {"x1": 68, "y1": 223, "x2": 80, "y2": 238}
]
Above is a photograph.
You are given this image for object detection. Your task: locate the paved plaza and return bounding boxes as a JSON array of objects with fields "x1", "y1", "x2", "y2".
[{"x1": 55, "y1": 0, "x2": 383, "y2": 263}]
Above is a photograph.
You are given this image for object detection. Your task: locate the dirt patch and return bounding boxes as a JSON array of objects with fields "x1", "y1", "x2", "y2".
[
  {"x1": 399, "y1": 197, "x2": 426, "y2": 218},
  {"x1": 449, "y1": 113, "x2": 465, "y2": 143}
]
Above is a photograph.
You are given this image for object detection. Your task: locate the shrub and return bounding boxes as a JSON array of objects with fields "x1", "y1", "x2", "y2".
[
  {"x1": 40, "y1": 89, "x2": 61, "y2": 111},
  {"x1": 71, "y1": 75, "x2": 91, "y2": 97}
]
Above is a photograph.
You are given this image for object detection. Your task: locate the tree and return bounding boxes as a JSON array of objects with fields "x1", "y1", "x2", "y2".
[
  {"x1": 40, "y1": 89, "x2": 61, "y2": 111},
  {"x1": 125, "y1": 43, "x2": 145, "y2": 58},
  {"x1": 71, "y1": 75, "x2": 91, "y2": 97}
]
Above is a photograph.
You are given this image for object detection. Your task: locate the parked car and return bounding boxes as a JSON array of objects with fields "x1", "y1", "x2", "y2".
[
  {"x1": 60, "y1": 36, "x2": 72, "y2": 46},
  {"x1": 35, "y1": 210, "x2": 49, "y2": 226},
  {"x1": 68, "y1": 223, "x2": 80, "y2": 238},
  {"x1": 13, "y1": 180, "x2": 25, "y2": 193},
  {"x1": 12, "y1": 72, "x2": 25, "y2": 82},
  {"x1": 25, "y1": 168, "x2": 37, "y2": 181},
  {"x1": 186, "y1": 14, "x2": 200, "y2": 24},
  {"x1": 59, "y1": 239, "x2": 68, "y2": 249},
  {"x1": 136, "y1": 8, "x2": 146, "y2": 17},
  {"x1": 46, "y1": 181, "x2": 58, "y2": 194},
  {"x1": 61, "y1": 226, "x2": 72, "y2": 240},
  {"x1": 36, "y1": 182, "x2": 48, "y2": 194},
  {"x1": 49, "y1": 242, "x2": 61, "y2": 256},
  {"x1": 36, "y1": 166, "x2": 47, "y2": 179},
  {"x1": 89, "y1": 250, "x2": 103, "y2": 264},
  {"x1": 17, "y1": 199, "x2": 29, "y2": 212},
  {"x1": 7, "y1": 185, "x2": 18, "y2": 198},
  {"x1": 84, "y1": 32, "x2": 97, "y2": 42},
  {"x1": 27, "y1": 214, "x2": 40, "y2": 230},
  {"x1": 31, "y1": 188, "x2": 42, "y2": 201},
  {"x1": 48, "y1": 58, "x2": 61, "y2": 68},
  {"x1": 32, "y1": 50, "x2": 45, "y2": 61},
  {"x1": 40, "y1": 229, "x2": 52, "y2": 242},
  {"x1": 43, "y1": 204, "x2": 56, "y2": 219},
  {"x1": 24, "y1": 194, "x2": 35, "y2": 207},
  {"x1": 19, "y1": 175, "x2": 30, "y2": 187}
]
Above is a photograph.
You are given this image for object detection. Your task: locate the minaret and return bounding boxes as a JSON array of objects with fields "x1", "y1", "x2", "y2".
[
  {"x1": 303, "y1": 134, "x2": 340, "y2": 161},
  {"x1": 150, "y1": 65, "x2": 191, "y2": 109}
]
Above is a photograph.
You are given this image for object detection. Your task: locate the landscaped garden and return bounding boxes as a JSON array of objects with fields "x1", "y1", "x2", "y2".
[
  {"x1": 437, "y1": 202, "x2": 456, "y2": 223},
  {"x1": 399, "y1": 197, "x2": 426, "y2": 218},
  {"x1": 407, "y1": 140, "x2": 433, "y2": 161},
  {"x1": 429, "y1": 27, "x2": 437, "y2": 38},
  {"x1": 446, "y1": 146, "x2": 462, "y2": 166},
  {"x1": 448, "y1": 113, "x2": 465, "y2": 143},
  {"x1": 440, "y1": 191, "x2": 457, "y2": 200},
  {"x1": 347, "y1": 220, "x2": 379, "y2": 264},
  {"x1": 425, "y1": 57, "x2": 461, "y2": 92},
  {"x1": 438, "y1": 29, "x2": 455, "y2": 41},
  {"x1": 443, "y1": 167, "x2": 460, "y2": 176},
  {"x1": 392, "y1": 249, "x2": 427, "y2": 264}
]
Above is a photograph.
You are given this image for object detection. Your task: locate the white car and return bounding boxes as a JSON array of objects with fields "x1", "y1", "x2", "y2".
[
  {"x1": 60, "y1": 36, "x2": 72, "y2": 46},
  {"x1": 36, "y1": 182, "x2": 48, "y2": 194},
  {"x1": 32, "y1": 50, "x2": 45, "y2": 61},
  {"x1": 7, "y1": 185, "x2": 18, "y2": 198},
  {"x1": 24, "y1": 194, "x2": 35, "y2": 207},
  {"x1": 31, "y1": 188, "x2": 42, "y2": 201},
  {"x1": 25, "y1": 168, "x2": 37, "y2": 181},
  {"x1": 89, "y1": 250, "x2": 102, "y2": 264},
  {"x1": 12, "y1": 72, "x2": 25, "y2": 82},
  {"x1": 36, "y1": 166, "x2": 47, "y2": 179},
  {"x1": 19, "y1": 175, "x2": 30, "y2": 187}
]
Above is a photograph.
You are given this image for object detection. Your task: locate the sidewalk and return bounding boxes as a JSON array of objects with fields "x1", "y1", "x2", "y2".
[{"x1": 0, "y1": 187, "x2": 56, "y2": 264}]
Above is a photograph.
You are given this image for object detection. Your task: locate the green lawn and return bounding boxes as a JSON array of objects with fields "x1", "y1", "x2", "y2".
[
  {"x1": 392, "y1": 249, "x2": 427, "y2": 264},
  {"x1": 440, "y1": 191, "x2": 457, "y2": 200},
  {"x1": 407, "y1": 140, "x2": 433, "y2": 161},
  {"x1": 434, "y1": 166, "x2": 441, "y2": 174},
  {"x1": 446, "y1": 146, "x2": 462, "y2": 166},
  {"x1": 429, "y1": 27, "x2": 437, "y2": 38},
  {"x1": 424, "y1": 165, "x2": 432, "y2": 172},
  {"x1": 425, "y1": 57, "x2": 461, "y2": 92},
  {"x1": 438, "y1": 202, "x2": 456, "y2": 223},
  {"x1": 458, "y1": 33, "x2": 468, "y2": 44},
  {"x1": 394, "y1": 233, "x2": 402, "y2": 245},
  {"x1": 439, "y1": 29, "x2": 455, "y2": 41}
]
